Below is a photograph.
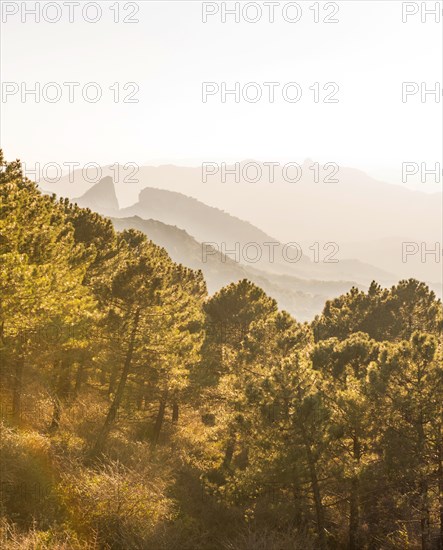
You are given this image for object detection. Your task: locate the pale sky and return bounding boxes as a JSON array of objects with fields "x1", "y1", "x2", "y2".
[{"x1": 1, "y1": 0, "x2": 442, "y2": 191}]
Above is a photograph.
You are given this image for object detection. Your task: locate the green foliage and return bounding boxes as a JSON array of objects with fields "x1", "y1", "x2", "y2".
[{"x1": 1, "y1": 151, "x2": 442, "y2": 549}]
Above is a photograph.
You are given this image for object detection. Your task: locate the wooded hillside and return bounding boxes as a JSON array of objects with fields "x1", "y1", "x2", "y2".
[{"x1": 1, "y1": 152, "x2": 442, "y2": 549}]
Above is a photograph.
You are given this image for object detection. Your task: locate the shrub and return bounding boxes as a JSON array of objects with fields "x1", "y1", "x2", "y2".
[
  {"x1": 0, "y1": 424, "x2": 60, "y2": 527},
  {"x1": 60, "y1": 460, "x2": 176, "y2": 548}
]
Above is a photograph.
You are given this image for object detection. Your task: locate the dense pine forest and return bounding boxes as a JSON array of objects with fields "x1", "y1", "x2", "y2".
[{"x1": 0, "y1": 151, "x2": 442, "y2": 549}]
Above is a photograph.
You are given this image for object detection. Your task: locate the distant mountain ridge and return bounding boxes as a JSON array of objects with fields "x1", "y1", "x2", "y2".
[
  {"x1": 46, "y1": 160, "x2": 441, "y2": 242},
  {"x1": 111, "y1": 215, "x2": 358, "y2": 321},
  {"x1": 42, "y1": 160, "x2": 442, "y2": 284},
  {"x1": 87, "y1": 179, "x2": 393, "y2": 284},
  {"x1": 40, "y1": 162, "x2": 441, "y2": 318},
  {"x1": 73, "y1": 176, "x2": 119, "y2": 216},
  {"x1": 69, "y1": 178, "x2": 399, "y2": 320}
]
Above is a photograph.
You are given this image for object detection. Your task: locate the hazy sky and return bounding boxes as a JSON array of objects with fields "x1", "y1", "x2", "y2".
[{"x1": 1, "y1": 0, "x2": 442, "y2": 191}]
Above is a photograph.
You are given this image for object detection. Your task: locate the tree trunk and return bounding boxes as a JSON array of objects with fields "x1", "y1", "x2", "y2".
[
  {"x1": 91, "y1": 309, "x2": 140, "y2": 459},
  {"x1": 420, "y1": 478, "x2": 430, "y2": 550},
  {"x1": 292, "y1": 474, "x2": 304, "y2": 526},
  {"x1": 50, "y1": 396, "x2": 61, "y2": 430},
  {"x1": 152, "y1": 394, "x2": 167, "y2": 446},
  {"x1": 49, "y1": 358, "x2": 71, "y2": 432},
  {"x1": 223, "y1": 431, "x2": 236, "y2": 469},
  {"x1": 300, "y1": 423, "x2": 327, "y2": 550},
  {"x1": 349, "y1": 436, "x2": 361, "y2": 550},
  {"x1": 349, "y1": 477, "x2": 359, "y2": 550},
  {"x1": 172, "y1": 401, "x2": 179, "y2": 423},
  {"x1": 74, "y1": 359, "x2": 85, "y2": 395},
  {"x1": 417, "y1": 413, "x2": 430, "y2": 550}
]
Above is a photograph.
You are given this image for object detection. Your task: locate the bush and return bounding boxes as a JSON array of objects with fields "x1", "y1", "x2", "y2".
[
  {"x1": 60, "y1": 460, "x2": 176, "y2": 548},
  {"x1": 0, "y1": 517, "x2": 100, "y2": 549},
  {"x1": 0, "y1": 424, "x2": 60, "y2": 527}
]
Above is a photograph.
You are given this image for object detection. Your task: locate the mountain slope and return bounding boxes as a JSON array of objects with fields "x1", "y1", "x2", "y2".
[
  {"x1": 113, "y1": 185, "x2": 392, "y2": 284},
  {"x1": 73, "y1": 176, "x2": 119, "y2": 216},
  {"x1": 42, "y1": 160, "x2": 441, "y2": 284},
  {"x1": 70, "y1": 178, "x2": 395, "y2": 286},
  {"x1": 110, "y1": 215, "x2": 363, "y2": 321}
]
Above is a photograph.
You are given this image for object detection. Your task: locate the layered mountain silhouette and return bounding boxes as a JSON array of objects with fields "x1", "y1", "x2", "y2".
[
  {"x1": 41, "y1": 160, "x2": 442, "y2": 319},
  {"x1": 72, "y1": 176, "x2": 394, "y2": 280},
  {"x1": 111, "y1": 215, "x2": 357, "y2": 321},
  {"x1": 117, "y1": 185, "x2": 394, "y2": 282},
  {"x1": 51, "y1": 160, "x2": 441, "y2": 243},
  {"x1": 73, "y1": 176, "x2": 119, "y2": 216},
  {"x1": 67, "y1": 177, "x2": 395, "y2": 320}
]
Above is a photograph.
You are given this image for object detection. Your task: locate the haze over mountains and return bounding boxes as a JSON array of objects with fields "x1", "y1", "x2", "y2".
[
  {"x1": 41, "y1": 161, "x2": 442, "y2": 320},
  {"x1": 45, "y1": 160, "x2": 441, "y2": 239},
  {"x1": 109, "y1": 214, "x2": 357, "y2": 321},
  {"x1": 69, "y1": 177, "x2": 375, "y2": 320}
]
